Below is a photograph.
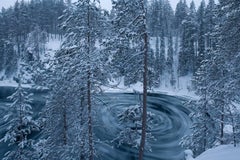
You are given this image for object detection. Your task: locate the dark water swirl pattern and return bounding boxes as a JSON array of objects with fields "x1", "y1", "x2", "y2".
[
  {"x1": 0, "y1": 90, "x2": 191, "y2": 160},
  {"x1": 94, "y1": 93, "x2": 191, "y2": 160}
]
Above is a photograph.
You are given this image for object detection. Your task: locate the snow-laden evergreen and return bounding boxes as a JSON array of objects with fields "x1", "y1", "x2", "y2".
[
  {"x1": 0, "y1": 0, "x2": 240, "y2": 159},
  {"x1": 0, "y1": 63, "x2": 40, "y2": 160}
]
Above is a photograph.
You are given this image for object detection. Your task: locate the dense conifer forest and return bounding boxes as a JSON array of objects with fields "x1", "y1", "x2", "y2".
[{"x1": 0, "y1": 0, "x2": 240, "y2": 159}]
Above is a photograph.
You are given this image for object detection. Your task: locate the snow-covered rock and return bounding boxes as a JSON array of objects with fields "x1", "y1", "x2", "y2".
[{"x1": 184, "y1": 149, "x2": 194, "y2": 160}]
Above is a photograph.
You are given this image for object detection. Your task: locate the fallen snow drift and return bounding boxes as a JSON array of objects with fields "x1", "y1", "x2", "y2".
[{"x1": 195, "y1": 145, "x2": 240, "y2": 160}]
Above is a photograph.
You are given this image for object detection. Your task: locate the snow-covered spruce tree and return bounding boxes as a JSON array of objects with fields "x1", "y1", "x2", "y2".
[
  {"x1": 174, "y1": 0, "x2": 189, "y2": 32},
  {"x1": 43, "y1": 1, "x2": 107, "y2": 159},
  {"x1": 228, "y1": 46, "x2": 240, "y2": 146},
  {"x1": 211, "y1": 0, "x2": 240, "y2": 145},
  {"x1": 0, "y1": 7, "x2": 18, "y2": 78},
  {"x1": 147, "y1": 0, "x2": 174, "y2": 87},
  {"x1": 195, "y1": 0, "x2": 206, "y2": 74},
  {"x1": 65, "y1": 1, "x2": 106, "y2": 159},
  {"x1": 191, "y1": 0, "x2": 240, "y2": 147},
  {"x1": 107, "y1": 0, "x2": 148, "y2": 86},
  {"x1": 1, "y1": 39, "x2": 17, "y2": 78},
  {"x1": 159, "y1": 30, "x2": 166, "y2": 85},
  {"x1": 0, "y1": 63, "x2": 40, "y2": 160},
  {"x1": 147, "y1": 0, "x2": 174, "y2": 37},
  {"x1": 147, "y1": 0, "x2": 162, "y2": 37},
  {"x1": 110, "y1": 0, "x2": 149, "y2": 159},
  {"x1": 113, "y1": 104, "x2": 155, "y2": 152},
  {"x1": 0, "y1": 0, "x2": 67, "y2": 78},
  {"x1": 174, "y1": 0, "x2": 189, "y2": 86},
  {"x1": 178, "y1": 1, "x2": 197, "y2": 77},
  {"x1": 181, "y1": 2, "x2": 219, "y2": 154},
  {"x1": 0, "y1": 11, "x2": 6, "y2": 73},
  {"x1": 166, "y1": 33, "x2": 175, "y2": 88},
  {"x1": 181, "y1": 50, "x2": 216, "y2": 156},
  {"x1": 40, "y1": 3, "x2": 81, "y2": 159},
  {"x1": 147, "y1": 49, "x2": 155, "y2": 89},
  {"x1": 182, "y1": 0, "x2": 240, "y2": 155},
  {"x1": 42, "y1": 62, "x2": 85, "y2": 159},
  {"x1": 204, "y1": 0, "x2": 217, "y2": 50},
  {"x1": 154, "y1": 36, "x2": 161, "y2": 87}
]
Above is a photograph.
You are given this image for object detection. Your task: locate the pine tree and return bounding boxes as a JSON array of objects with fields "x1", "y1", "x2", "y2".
[
  {"x1": 178, "y1": 1, "x2": 197, "y2": 76},
  {"x1": 174, "y1": 0, "x2": 189, "y2": 83},
  {"x1": 166, "y1": 33, "x2": 175, "y2": 87},
  {"x1": 213, "y1": 0, "x2": 240, "y2": 145},
  {"x1": 148, "y1": 0, "x2": 174, "y2": 36},
  {"x1": 160, "y1": 30, "x2": 166, "y2": 80},
  {"x1": 147, "y1": 0, "x2": 174, "y2": 87},
  {"x1": 108, "y1": 0, "x2": 143, "y2": 86},
  {"x1": 44, "y1": 1, "x2": 107, "y2": 159},
  {"x1": 183, "y1": 0, "x2": 240, "y2": 155},
  {"x1": 181, "y1": 50, "x2": 216, "y2": 156},
  {"x1": 154, "y1": 36, "x2": 161, "y2": 87},
  {"x1": 196, "y1": 0, "x2": 206, "y2": 73},
  {"x1": 0, "y1": 9, "x2": 6, "y2": 73},
  {"x1": 0, "y1": 63, "x2": 40, "y2": 160},
  {"x1": 0, "y1": 0, "x2": 67, "y2": 78},
  {"x1": 113, "y1": 104, "x2": 155, "y2": 152},
  {"x1": 205, "y1": 0, "x2": 217, "y2": 50},
  {"x1": 43, "y1": 63, "x2": 84, "y2": 159},
  {"x1": 174, "y1": 0, "x2": 189, "y2": 31},
  {"x1": 110, "y1": 0, "x2": 149, "y2": 159},
  {"x1": 148, "y1": 0, "x2": 161, "y2": 37}
]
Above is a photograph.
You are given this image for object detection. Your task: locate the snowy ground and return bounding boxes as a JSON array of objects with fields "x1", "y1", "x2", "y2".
[
  {"x1": 102, "y1": 76, "x2": 198, "y2": 99},
  {"x1": 0, "y1": 79, "x2": 31, "y2": 88},
  {"x1": 194, "y1": 145, "x2": 240, "y2": 160}
]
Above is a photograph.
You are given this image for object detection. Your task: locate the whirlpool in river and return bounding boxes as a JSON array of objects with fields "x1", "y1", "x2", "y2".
[
  {"x1": 0, "y1": 89, "x2": 191, "y2": 160},
  {"x1": 94, "y1": 93, "x2": 191, "y2": 160}
]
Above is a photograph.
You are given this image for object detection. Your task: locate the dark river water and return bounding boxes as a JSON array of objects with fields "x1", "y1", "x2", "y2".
[{"x1": 0, "y1": 87, "x2": 191, "y2": 160}]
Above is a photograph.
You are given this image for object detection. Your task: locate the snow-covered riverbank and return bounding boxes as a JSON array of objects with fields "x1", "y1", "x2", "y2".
[{"x1": 189, "y1": 145, "x2": 240, "y2": 160}]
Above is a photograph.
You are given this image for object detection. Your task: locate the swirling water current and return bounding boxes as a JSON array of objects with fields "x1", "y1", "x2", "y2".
[
  {"x1": 94, "y1": 93, "x2": 191, "y2": 160},
  {"x1": 0, "y1": 88, "x2": 191, "y2": 160}
]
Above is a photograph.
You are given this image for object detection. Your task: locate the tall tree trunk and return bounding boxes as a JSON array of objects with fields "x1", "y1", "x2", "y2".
[
  {"x1": 220, "y1": 103, "x2": 224, "y2": 144},
  {"x1": 18, "y1": 77, "x2": 24, "y2": 159},
  {"x1": 87, "y1": 75, "x2": 93, "y2": 160},
  {"x1": 203, "y1": 72, "x2": 207, "y2": 151},
  {"x1": 87, "y1": 2, "x2": 94, "y2": 160},
  {"x1": 139, "y1": 1, "x2": 148, "y2": 159},
  {"x1": 229, "y1": 110, "x2": 236, "y2": 147},
  {"x1": 220, "y1": 71, "x2": 225, "y2": 145},
  {"x1": 80, "y1": 95, "x2": 86, "y2": 159},
  {"x1": 203, "y1": 101, "x2": 207, "y2": 151},
  {"x1": 63, "y1": 104, "x2": 67, "y2": 145},
  {"x1": 175, "y1": 32, "x2": 180, "y2": 89}
]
